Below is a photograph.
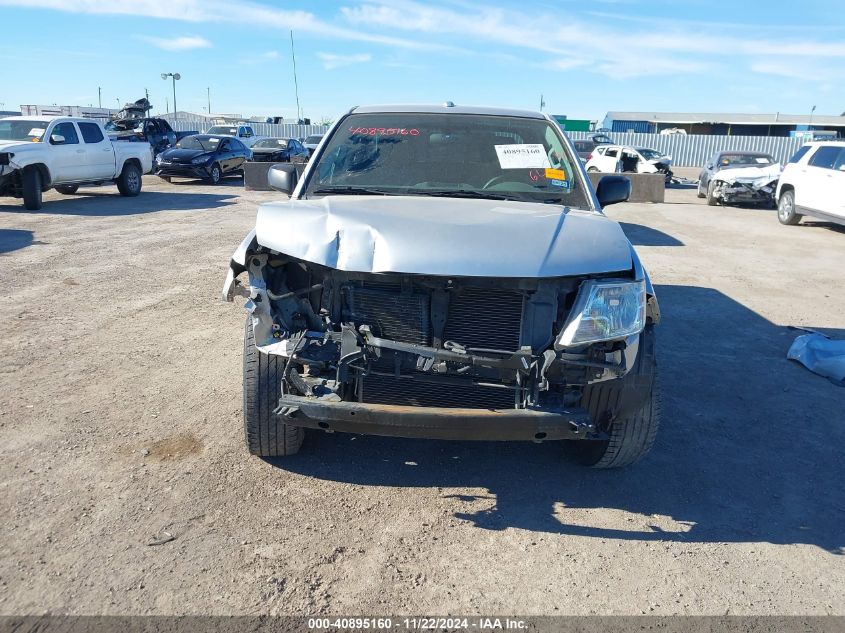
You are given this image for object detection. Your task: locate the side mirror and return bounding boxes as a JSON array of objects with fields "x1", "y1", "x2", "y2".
[
  {"x1": 596, "y1": 175, "x2": 631, "y2": 207},
  {"x1": 50, "y1": 134, "x2": 66, "y2": 145},
  {"x1": 267, "y1": 163, "x2": 298, "y2": 194}
]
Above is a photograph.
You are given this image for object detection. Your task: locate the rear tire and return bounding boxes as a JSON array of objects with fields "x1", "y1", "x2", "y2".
[
  {"x1": 55, "y1": 184, "x2": 79, "y2": 195},
  {"x1": 243, "y1": 317, "x2": 304, "y2": 457},
  {"x1": 22, "y1": 168, "x2": 43, "y2": 210},
  {"x1": 777, "y1": 190, "x2": 802, "y2": 225},
  {"x1": 117, "y1": 162, "x2": 142, "y2": 197},
  {"x1": 564, "y1": 328, "x2": 660, "y2": 468}
]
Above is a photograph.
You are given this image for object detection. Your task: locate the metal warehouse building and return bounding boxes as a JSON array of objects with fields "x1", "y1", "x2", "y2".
[{"x1": 604, "y1": 111, "x2": 845, "y2": 137}]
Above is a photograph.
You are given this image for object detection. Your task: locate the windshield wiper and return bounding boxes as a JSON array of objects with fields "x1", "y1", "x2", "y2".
[
  {"x1": 310, "y1": 186, "x2": 398, "y2": 196},
  {"x1": 412, "y1": 190, "x2": 518, "y2": 201}
]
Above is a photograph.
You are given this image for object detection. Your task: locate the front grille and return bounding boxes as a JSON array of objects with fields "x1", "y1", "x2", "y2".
[
  {"x1": 443, "y1": 287, "x2": 523, "y2": 351},
  {"x1": 344, "y1": 287, "x2": 430, "y2": 345},
  {"x1": 361, "y1": 373, "x2": 516, "y2": 409}
]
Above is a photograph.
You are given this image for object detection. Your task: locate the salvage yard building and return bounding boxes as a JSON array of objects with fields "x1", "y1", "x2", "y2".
[{"x1": 604, "y1": 111, "x2": 845, "y2": 137}]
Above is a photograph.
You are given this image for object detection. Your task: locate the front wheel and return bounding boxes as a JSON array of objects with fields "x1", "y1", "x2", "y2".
[
  {"x1": 706, "y1": 180, "x2": 719, "y2": 206},
  {"x1": 564, "y1": 328, "x2": 660, "y2": 468},
  {"x1": 22, "y1": 167, "x2": 43, "y2": 210},
  {"x1": 696, "y1": 180, "x2": 706, "y2": 198},
  {"x1": 117, "y1": 162, "x2": 142, "y2": 196},
  {"x1": 777, "y1": 190, "x2": 802, "y2": 225},
  {"x1": 243, "y1": 318, "x2": 304, "y2": 457},
  {"x1": 208, "y1": 163, "x2": 222, "y2": 185},
  {"x1": 55, "y1": 184, "x2": 79, "y2": 195}
]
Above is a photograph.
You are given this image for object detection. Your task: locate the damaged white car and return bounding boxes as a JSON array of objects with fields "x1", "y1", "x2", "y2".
[
  {"x1": 224, "y1": 104, "x2": 661, "y2": 468},
  {"x1": 585, "y1": 145, "x2": 673, "y2": 183},
  {"x1": 697, "y1": 151, "x2": 781, "y2": 207}
]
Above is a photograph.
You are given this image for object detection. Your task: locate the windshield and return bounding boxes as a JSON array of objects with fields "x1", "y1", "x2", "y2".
[
  {"x1": 0, "y1": 119, "x2": 49, "y2": 142},
  {"x1": 637, "y1": 148, "x2": 664, "y2": 160},
  {"x1": 304, "y1": 135, "x2": 323, "y2": 144},
  {"x1": 253, "y1": 138, "x2": 287, "y2": 149},
  {"x1": 303, "y1": 113, "x2": 589, "y2": 208},
  {"x1": 207, "y1": 126, "x2": 237, "y2": 136},
  {"x1": 718, "y1": 153, "x2": 775, "y2": 166},
  {"x1": 175, "y1": 135, "x2": 220, "y2": 151}
]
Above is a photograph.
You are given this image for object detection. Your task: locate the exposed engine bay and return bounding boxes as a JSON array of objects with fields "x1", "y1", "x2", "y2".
[{"x1": 227, "y1": 246, "x2": 657, "y2": 437}]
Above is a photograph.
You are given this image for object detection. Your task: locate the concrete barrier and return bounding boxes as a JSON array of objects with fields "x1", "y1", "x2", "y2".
[
  {"x1": 587, "y1": 172, "x2": 665, "y2": 203},
  {"x1": 243, "y1": 161, "x2": 307, "y2": 191}
]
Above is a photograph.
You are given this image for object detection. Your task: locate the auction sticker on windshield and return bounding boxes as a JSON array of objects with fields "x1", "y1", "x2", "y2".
[{"x1": 494, "y1": 144, "x2": 550, "y2": 169}]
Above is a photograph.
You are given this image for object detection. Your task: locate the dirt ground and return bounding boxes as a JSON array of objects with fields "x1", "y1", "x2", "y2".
[{"x1": 1, "y1": 174, "x2": 844, "y2": 616}]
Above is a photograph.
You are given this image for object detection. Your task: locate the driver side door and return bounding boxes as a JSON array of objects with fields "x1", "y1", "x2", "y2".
[{"x1": 47, "y1": 121, "x2": 85, "y2": 183}]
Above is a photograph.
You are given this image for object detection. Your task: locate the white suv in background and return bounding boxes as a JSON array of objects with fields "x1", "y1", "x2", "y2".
[{"x1": 776, "y1": 141, "x2": 845, "y2": 226}]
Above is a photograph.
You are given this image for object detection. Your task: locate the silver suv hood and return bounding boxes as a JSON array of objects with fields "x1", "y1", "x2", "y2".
[{"x1": 254, "y1": 196, "x2": 633, "y2": 278}]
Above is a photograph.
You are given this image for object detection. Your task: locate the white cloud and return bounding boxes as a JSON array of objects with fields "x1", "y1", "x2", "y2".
[
  {"x1": 317, "y1": 52, "x2": 372, "y2": 70},
  {"x1": 137, "y1": 35, "x2": 211, "y2": 51},
  {"x1": 262, "y1": 50, "x2": 280, "y2": 59},
  {"x1": 0, "y1": 0, "x2": 453, "y2": 51}
]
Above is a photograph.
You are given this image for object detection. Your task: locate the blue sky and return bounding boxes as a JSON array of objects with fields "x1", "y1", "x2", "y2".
[{"x1": 0, "y1": 0, "x2": 843, "y2": 123}]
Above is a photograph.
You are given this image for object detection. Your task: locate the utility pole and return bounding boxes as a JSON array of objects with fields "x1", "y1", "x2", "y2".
[
  {"x1": 809, "y1": 104, "x2": 817, "y2": 129},
  {"x1": 207, "y1": 86, "x2": 211, "y2": 115},
  {"x1": 290, "y1": 30, "x2": 301, "y2": 122},
  {"x1": 539, "y1": 94, "x2": 546, "y2": 112},
  {"x1": 98, "y1": 86, "x2": 102, "y2": 108}
]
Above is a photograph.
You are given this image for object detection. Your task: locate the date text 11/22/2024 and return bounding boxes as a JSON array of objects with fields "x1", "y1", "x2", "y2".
[{"x1": 307, "y1": 617, "x2": 528, "y2": 630}]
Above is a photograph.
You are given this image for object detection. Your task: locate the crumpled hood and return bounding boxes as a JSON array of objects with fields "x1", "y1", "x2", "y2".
[
  {"x1": 717, "y1": 163, "x2": 781, "y2": 184},
  {"x1": 254, "y1": 196, "x2": 633, "y2": 278}
]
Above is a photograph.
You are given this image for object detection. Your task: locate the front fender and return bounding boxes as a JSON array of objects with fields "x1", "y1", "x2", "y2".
[
  {"x1": 629, "y1": 244, "x2": 660, "y2": 324},
  {"x1": 222, "y1": 229, "x2": 257, "y2": 302}
]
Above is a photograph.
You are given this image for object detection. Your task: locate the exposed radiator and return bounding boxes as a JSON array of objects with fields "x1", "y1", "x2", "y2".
[
  {"x1": 343, "y1": 286, "x2": 431, "y2": 345},
  {"x1": 443, "y1": 287, "x2": 523, "y2": 351},
  {"x1": 362, "y1": 373, "x2": 517, "y2": 409}
]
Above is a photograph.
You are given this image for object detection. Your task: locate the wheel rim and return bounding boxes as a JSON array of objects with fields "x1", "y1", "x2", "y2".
[
  {"x1": 779, "y1": 195, "x2": 792, "y2": 219},
  {"x1": 128, "y1": 170, "x2": 139, "y2": 191},
  {"x1": 212, "y1": 167, "x2": 220, "y2": 182}
]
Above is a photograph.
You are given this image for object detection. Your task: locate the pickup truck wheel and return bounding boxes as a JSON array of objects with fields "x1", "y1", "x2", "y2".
[
  {"x1": 55, "y1": 185, "x2": 79, "y2": 195},
  {"x1": 117, "y1": 162, "x2": 142, "y2": 197},
  {"x1": 564, "y1": 328, "x2": 660, "y2": 468},
  {"x1": 706, "y1": 180, "x2": 719, "y2": 206},
  {"x1": 777, "y1": 190, "x2": 802, "y2": 225},
  {"x1": 22, "y1": 168, "x2": 43, "y2": 210},
  {"x1": 208, "y1": 164, "x2": 222, "y2": 185},
  {"x1": 243, "y1": 317, "x2": 304, "y2": 457}
]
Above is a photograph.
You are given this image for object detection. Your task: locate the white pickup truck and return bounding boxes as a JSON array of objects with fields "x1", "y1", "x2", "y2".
[{"x1": 0, "y1": 116, "x2": 153, "y2": 210}]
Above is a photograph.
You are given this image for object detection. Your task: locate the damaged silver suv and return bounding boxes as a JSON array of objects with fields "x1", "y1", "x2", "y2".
[{"x1": 223, "y1": 104, "x2": 661, "y2": 468}]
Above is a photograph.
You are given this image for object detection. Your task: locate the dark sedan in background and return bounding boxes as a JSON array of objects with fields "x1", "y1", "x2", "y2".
[
  {"x1": 249, "y1": 137, "x2": 310, "y2": 163},
  {"x1": 156, "y1": 134, "x2": 251, "y2": 184}
]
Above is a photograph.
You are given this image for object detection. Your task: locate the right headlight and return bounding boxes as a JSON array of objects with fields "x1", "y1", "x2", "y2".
[{"x1": 556, "y1": 279, "x2": 646, "y2": 348}]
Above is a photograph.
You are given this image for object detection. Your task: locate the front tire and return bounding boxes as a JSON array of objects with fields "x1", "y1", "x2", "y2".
[
  {"x1": 208, "y1": 163, "x2": 222, "y2": 185},
  {"x1": 777, "y1": 190, "x2": 802, "y2": 225},
  {"x1": 55, "y1": 184, "x2": 79, "y2": 195},
  {"x1": 564, "y1": 328, "x2": 660, "y2": 468},
  {"x1": 706, "y1": 180, "x2": 719, "y2": 206},
  {"x1": 696, "y1": 180, "x2": 706, "y2": 198},
  {"x1": 22, "y1": 168, "x2": 43, "y2": 210},
  {"x1": 243, "y1": 318, "x2": 304, "y2": 457},
  {"x1": 117, "y1": 162, "x2": 142, "y2": 197}
]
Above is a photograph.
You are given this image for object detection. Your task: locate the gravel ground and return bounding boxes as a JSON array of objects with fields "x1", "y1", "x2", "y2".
[{"x1": 1, "y1": 175, "x2": 843, "y2": 616}]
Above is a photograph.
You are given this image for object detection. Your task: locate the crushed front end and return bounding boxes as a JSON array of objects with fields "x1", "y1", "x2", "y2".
[{"x1": 225, "y1": 248, "x2": 658, "y2": 442}]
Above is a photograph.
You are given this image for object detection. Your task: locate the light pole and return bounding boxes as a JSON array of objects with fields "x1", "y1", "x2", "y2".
[
  {"x1": 98, "y1": 86, "x2": 102, "y2": 108},
  {"x1": 207, "y1": 86, "x2": 211, "y2": 115},
  {"x1": 809, "y1": 105, "x2": 817, "y2": 130},
  {"x1": 161, "y1": 72, "x2": 181, "y2": 121}
]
